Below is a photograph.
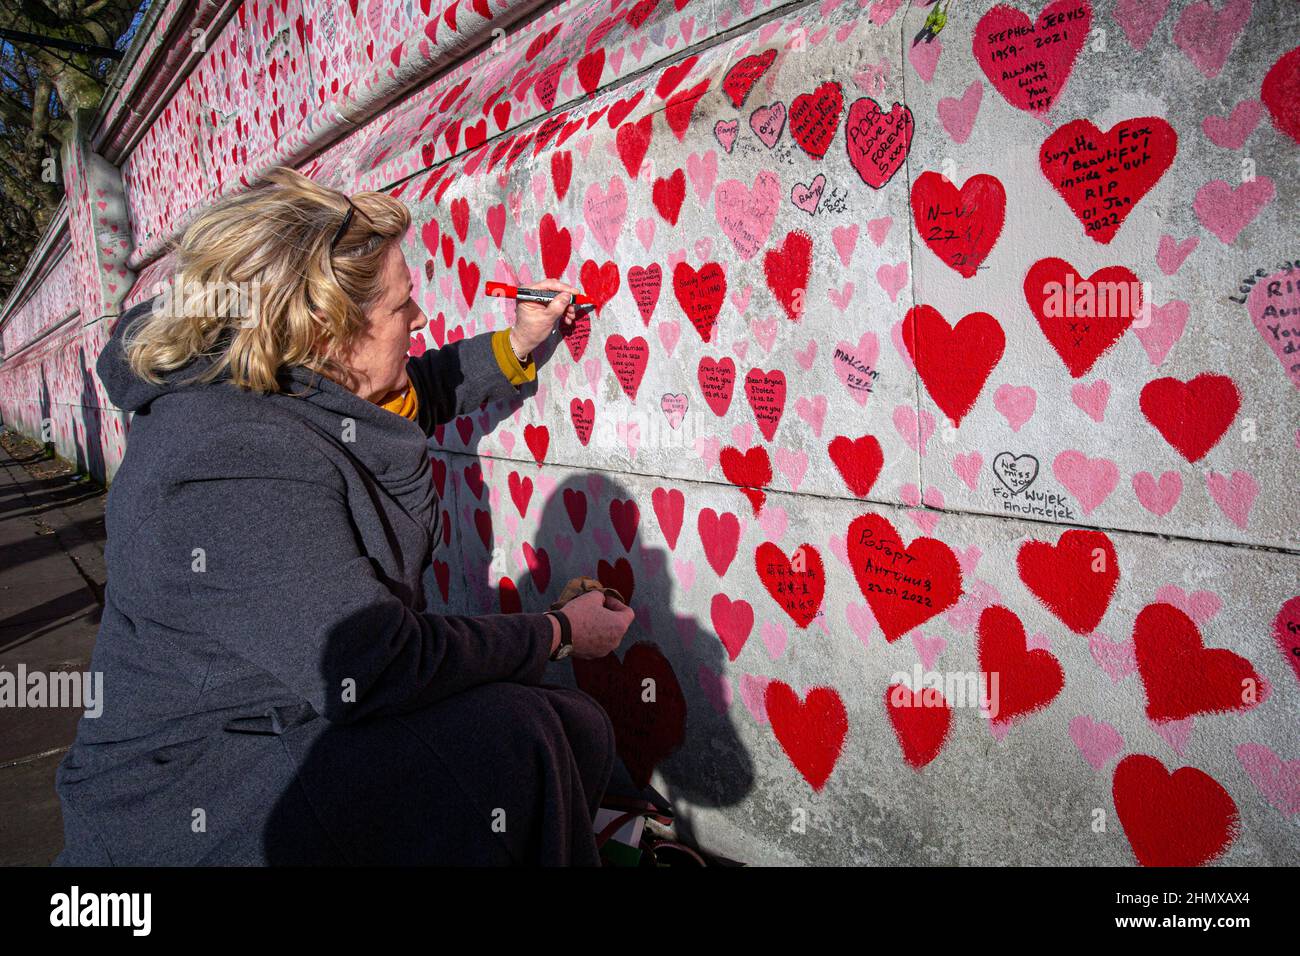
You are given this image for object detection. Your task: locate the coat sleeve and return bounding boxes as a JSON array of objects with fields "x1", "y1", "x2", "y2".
[
  {"x1": 407, "y1": 329, "x2": 535, "y2": 438},
  {"x1": 156, "y1": 420, "x2": 557, "y2": 724}
]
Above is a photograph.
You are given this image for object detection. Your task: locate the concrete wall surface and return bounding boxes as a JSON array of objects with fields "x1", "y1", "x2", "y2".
[{"x1": 0, "y1": 0, "x2": 1296, "y2": 866}]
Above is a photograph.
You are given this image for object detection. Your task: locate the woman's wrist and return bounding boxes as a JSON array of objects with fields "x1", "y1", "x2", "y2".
[
  {"x1": 547, "y1": 613, "x2": 561, "y2": 655},
  {"x1": 508, "y1": 329, "x2": 533, "y2": 364}
]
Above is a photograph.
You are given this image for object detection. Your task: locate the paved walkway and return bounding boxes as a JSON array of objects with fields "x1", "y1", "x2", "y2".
[{"x1": 0, "y1": 427, "x2": 108, "y2": 866}]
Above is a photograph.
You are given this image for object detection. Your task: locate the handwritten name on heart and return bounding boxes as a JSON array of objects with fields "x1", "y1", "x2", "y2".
[
  {"x1": 1040, "y1": 117, "x2": 1177, "y2": 244},
  {"x1": 992, "y1": 452, "x2": 1039, "y2": 495},
  {"x1": 974, "y1": 0, "x2": 1091, "y2": 116},
  {"x1": 845, "y1": 97, "x2": 914, "y2": 188},
  {"x1": 755, "y1": 543, "x2": 825, "y2": 629},
  {"x1": 910, "y1": 171, "x2": 1006, "y2": 278},
  {"x1": 847, "y1": 513, "x2": 963, "y2": 642}
]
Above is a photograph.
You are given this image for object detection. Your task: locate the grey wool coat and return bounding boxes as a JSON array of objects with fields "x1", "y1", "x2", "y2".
[{"x1": 53, "y1": 296, "x2": 616, "y2": 865}]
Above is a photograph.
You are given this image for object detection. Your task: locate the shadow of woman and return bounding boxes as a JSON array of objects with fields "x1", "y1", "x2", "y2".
[
  {"x1": 437, "y1": 327, "x2": 756, "y2": 850},
  {"x1": 75, "y1": 343, "x2": 105, "y2": 484}
]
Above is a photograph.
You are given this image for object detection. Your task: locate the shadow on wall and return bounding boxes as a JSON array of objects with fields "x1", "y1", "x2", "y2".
[
  {"x1": 74, "y1": 343, "x2": 105, "y2": 485},
  {"x1": 460, "y1": 330, "x2": 756, "y2": 849},
  {"x1": 263, "y1": 330, "x2": 753, "y2": 862},
  {"x1": 38, "y1": 365, "x2": 51, "y2": 448}
]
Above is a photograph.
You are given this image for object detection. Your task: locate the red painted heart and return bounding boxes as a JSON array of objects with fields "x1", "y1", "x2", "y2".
[
  {"x1": 902, "y1": 305, "x2": 1005, "y2": 426},
  {"x1": 1040, "y1": 117, "x2": 1177, "y2": 244},
  {"x1": 910, "y1": 171, "x2": 1006, "y2": 278},
  {"x1": 765, "y1": 681, "x2": 848, "y2": 791},
  {"x1": 884, "y1": 683, "x2": 952, "y2": 769},
  {"x1": 574, "y1": 642, "x2": 687, "y2": 790},
  {"x1": 847, "y1": 513, "x2": 963, "y2": 642},
  {"x1": 1134, "y1": 602, "x2": 1266, "y2": 723},
  {"x1": 1016, "y1": 529, "x2": 1118, "y2": 634},
  {"x1": 973, "y1": 0, "x2": 1090, "y2": 116},
  {"x1": 1139, "y1": 374, "x2": 1240, "y2": 463},
  {"x1": 755, "y1": 542, "x2": 825, "y2": 629},
  {"x1": 1112, "y1": 754, "x2": 1239, "y2": 866},
  {"x1": 1024, "y1": 257, "x2": 1140, "y2": 378},
  {"x1": 977, "y1": 605, "x2": 1064, "y2": 726}
]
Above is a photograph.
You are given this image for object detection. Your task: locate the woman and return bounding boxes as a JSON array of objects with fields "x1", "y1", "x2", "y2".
[{"x1": 54, "y1": 166, "x2": 635, "y2": 865}]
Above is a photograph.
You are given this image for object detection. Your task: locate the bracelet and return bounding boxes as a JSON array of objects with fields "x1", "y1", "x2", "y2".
[
  {"x1": 509, "y1": 333, "x2": 532, "y2": 365},
  {"x1": 546, "y1": 610, "x2": 572, "y2": 660}
]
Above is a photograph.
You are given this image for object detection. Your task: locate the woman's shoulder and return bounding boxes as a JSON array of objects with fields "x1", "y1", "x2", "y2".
[{"x1": 160, "y1": 394, "x2": 347, "y2": 494}]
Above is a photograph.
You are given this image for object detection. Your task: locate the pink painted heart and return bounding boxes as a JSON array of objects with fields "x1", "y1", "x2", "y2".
[
  {"x1": 714, "y1": 119, "x2": 739, "y2": 152},
  {"x1": 993, "y1": 385, "x2": 1036, "y2": 432},
  {"x1": 760, "y1": 620, "x2": 788, "y2": 660},
  {"x1": 827, "y1": 282, "x2": 854, "y2": 313},
  {"x1": 1236, "y1": 743, "x2": 1300, "y2": 815},
  {"x1": 753, "y1": 317, "x2": 778, "y2": 353},
  {"x1": 1133, "y1": 300, "x2": 1189, "y2": 365},
  {"x1": 1053, "y1": 451, "x2": 1119, "y2": 515},
  {"x1": 866, "y1": 216, "x2": 892, "y2": 247},
  {"x1": 954, "y1": 545, "x2": 982, "y2": 577},
  {"x1": 686, "y1": 150, "x2": 718, "y2": 201},
  {"x1": 1069, "y1": 715, "x2": 1124, "y2": 771},
  {"x1": 831, "y1": 224, "x2": 859, "y2": 266},
  {"x1": 1203, "y1": 99, "x2": 1262, "y2": 149},
  {"x1": 661, "y1": 393, "x2": 688, "y2": 428},
  {"x1": 738, "y1": 673, "x2": 772, "y2": 725},
  {"x1": 1113, "y1": 0, "x2": 1171, "y2": 51},
  {"x1": 1151, "y1": 716, "x2": 1195, "y2": 756},
  {"x1": 1131, "y1": 470, "x2": 1182, "y2": 516},
  {"x1": 876, "y1": 262, "x2": 908, "y2": 302},
  {"x1": 908, "y1": 37, "x2": 942, "y2": 82},
  {"x1": 698, "y1": 665, "x2": 733, "y2": 715},
  {"x1": 912, "y1": 631, "x2": 947, "y2": 670},
  {"x1": 1173, "y1": 0, "x2": 1251, "y2": 78},
  {"x1": 1071, "y1": 380, "x2": 1110, "y2": 422},
  {"x1": 893, "y1": 405, "x2": 934, "y2": 455},
  {"x1": 1206, "y1": 470, "x2": 1258, "y2": 529},
  {"x1": 1156, "y1": 234, "x2": 1198, "y2": 275},
  {"x1": 715, "y1": 171, "x2": 781, "y2": 260},
  {"x1": 1089, "y1": 632, "x2": 1138, "y2": 682},
  {"x1": 845, "y1": 602, "x2": 875, "y2": 649},
  {"x1": 953, "y1": 451, "x2": 983, "y2": 491},
  {"x1": 749, "y1": 102, "x2": 786, "y2": 148},
  {"x1": 1194, "y1": 176, "x2": 1275, "y2": 245},
  {"x1": 832, "y1": 332, "x2": 879, "y2": 406},
  {"x1": 791, "y1": 174, "x2": 826, "y2": 214},
  {"x1": 889, "y1": 319, "x2": 915, "y2": 372},
  {"x1": 937, "y1": 81, "x2": 982, "y2": 144},
  {"x1": 794, "y1": 394, "x2": 827, "y2": 435},
  {"x1": 1153, "y1": 585, "x2": 1222, "y2": 626},
  {"x1": 1246, "y1": 266, "x2": 1300, "y2": 390}
]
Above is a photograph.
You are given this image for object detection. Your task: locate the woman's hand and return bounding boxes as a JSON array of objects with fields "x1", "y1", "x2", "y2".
[
  {"x1": 560, "y1": 589, "x2": 635, "y2": 660},
  {"x1": 509, "y1": 277, "x2": 582, "y2": 360}
]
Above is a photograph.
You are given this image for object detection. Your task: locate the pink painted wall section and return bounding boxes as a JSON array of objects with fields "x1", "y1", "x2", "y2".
[
  {"x1": 1, "y1": 0, "x2": 1297, "y2": 866},
  {"x1": 122, "y1": 0, "x2": 554, "y2": 266}
]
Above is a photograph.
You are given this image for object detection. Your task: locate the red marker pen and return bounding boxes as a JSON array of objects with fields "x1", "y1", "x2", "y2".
[{"x1": 485, "y1": 281, "x2": 597, "y2": 310}]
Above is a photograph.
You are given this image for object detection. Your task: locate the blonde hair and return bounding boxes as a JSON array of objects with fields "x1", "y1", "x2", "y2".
[{"x1": 124, "y1": 165, "x2": 411, "y2": 395}]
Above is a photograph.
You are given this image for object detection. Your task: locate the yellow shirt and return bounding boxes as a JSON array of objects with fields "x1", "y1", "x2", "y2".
[{"x1": 374, "y1": 330, "x2": 536, "y2": 420}]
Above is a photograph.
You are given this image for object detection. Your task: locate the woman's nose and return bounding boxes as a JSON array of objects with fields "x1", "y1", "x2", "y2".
[{"x1": 411, "y1": 300, "x2": 428, "y2": 332}]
